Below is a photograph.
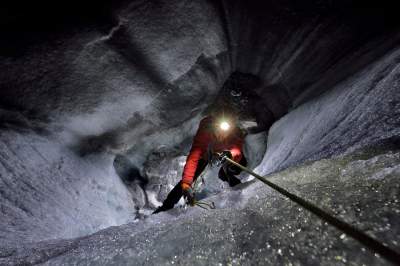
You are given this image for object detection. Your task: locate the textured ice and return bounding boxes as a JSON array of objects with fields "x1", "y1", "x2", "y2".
[
  {"x1": 0, "y1": 0, "x2": 232, "y2": 245},
  {"x1": 0, "y1": 130, "x2": 135, "y2": 247},
  {"x1": 260, "y1": 44, "x2": 400, "y2": 175},
  {"x1": 0, "y1": 0, "x2": 399, "y2": 265},
  {"x1": 1, "y1": 145, "x2": 399, "y2": 265}
]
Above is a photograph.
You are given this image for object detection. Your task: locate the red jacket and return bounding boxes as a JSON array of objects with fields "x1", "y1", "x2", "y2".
[{"x1": 181, "y1": 116, "x2": 244, "y2": 186}]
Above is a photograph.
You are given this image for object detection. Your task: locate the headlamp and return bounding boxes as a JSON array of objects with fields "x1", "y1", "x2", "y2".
[{"x1": 219, "y1": 121, "x2": 230, "y2": 131}]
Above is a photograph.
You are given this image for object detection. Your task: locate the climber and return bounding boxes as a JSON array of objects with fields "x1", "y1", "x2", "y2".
[{"x1": 153, "y1": 112, "x2": 248, "y2": 214}]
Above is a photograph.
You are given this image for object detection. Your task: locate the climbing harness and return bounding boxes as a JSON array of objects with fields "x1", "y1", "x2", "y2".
[{"x1": 222, "y1": 155, "x2": 400, "y2": 265}]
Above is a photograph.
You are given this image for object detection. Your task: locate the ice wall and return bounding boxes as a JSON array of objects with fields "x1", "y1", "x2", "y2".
[
  {"x1": 0, "y1": 0, "x2": 230, "y2": 245},
  {"x1": 2, "y1": 145, "x2": 399, "y2": 265},
  {"x1": 0, "y1": 0, "x2": 399, "y2": 249},
  {"x1": 260, "y1": 41, "x2": 400, "y2": 174},
  {"x1": 0, "y1": 130, "x2": 134, "y2": 247}
]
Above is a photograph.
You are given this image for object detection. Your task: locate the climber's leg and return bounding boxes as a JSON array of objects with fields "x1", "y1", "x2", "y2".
[
  {"x1": 153, "y1": 159, "x2": 208, "y2": 213},
  {"x1": 218, "y1": 156, "x2": 247, "y2": 187}
]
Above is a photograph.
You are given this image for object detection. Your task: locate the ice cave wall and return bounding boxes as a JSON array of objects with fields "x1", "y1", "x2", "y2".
[
  {"x1": 260, "y1": 40, "x2": 400, "y2": 175},
  {"x1": 0, "y1": 0, "x2": 399, "y2": 246},
  {"x1": 0, "y1": 0, "x2": 231, "y2": 246}
]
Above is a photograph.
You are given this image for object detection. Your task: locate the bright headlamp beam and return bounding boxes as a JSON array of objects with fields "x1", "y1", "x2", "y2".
[{"x1": 219, "y1": 121, "x2": 230, "y2": 131}]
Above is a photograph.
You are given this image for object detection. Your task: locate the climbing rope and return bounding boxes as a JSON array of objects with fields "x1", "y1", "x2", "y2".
[{"x1": 223, "y1": 156, "x2": 400, "y2": 265}]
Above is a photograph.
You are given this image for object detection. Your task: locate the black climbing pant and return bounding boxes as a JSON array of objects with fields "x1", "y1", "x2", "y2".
[
  {"x1": 218, "y1": 156, "x2": 247, "y2": 187},
  {"x1": 153, "y1": 156, "x2": 247, "y2": 214}
]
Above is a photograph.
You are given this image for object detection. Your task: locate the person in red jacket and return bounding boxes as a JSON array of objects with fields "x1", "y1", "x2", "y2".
[{"x1": 153, "y1": 114, "x2": 247, "y2": 214}]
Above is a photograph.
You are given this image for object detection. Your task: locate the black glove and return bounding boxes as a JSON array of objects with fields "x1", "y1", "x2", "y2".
[
  {"x1": 183, "y1": 187, "x2": 195, "y2": 206},
  {"x1": 218, "y1": 150, "x2": 232, "y2": 163},
  {"x1": 209, "y1": 151, "x2": 232, "y2": 167}
]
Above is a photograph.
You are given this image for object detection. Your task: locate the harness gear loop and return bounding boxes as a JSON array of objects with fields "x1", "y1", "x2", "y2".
[{"x1": 223, "y1": 157, "x2": 400, "y2": 265}]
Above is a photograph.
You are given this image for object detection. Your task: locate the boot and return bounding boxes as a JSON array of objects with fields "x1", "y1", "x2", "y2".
[
  {"x1": 227, "y1": 175, "x2": 241, "y2": 187},
  {"x1": 218, "y1": 167, "x2": 241, "y2": 187},
  {"x1": 152, "y1": 204, "x2": 172, "y2": 214}
]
